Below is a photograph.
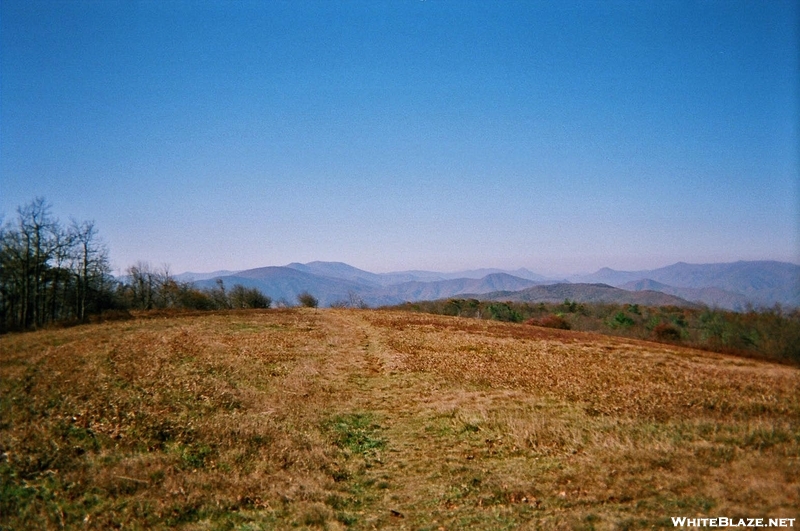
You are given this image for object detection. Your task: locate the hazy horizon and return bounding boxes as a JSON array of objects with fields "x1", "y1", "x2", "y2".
[
  {"x1": 172, "y1": 258, "x2": 800, "y2": 282},
  {"x1": 2, "y1": 1, "x2": 798, "y2": 276}
]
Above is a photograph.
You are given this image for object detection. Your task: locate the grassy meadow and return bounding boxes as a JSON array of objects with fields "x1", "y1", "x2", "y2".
[{"x1": 1, "y1": 308, "x2": 799, "y2": 530}]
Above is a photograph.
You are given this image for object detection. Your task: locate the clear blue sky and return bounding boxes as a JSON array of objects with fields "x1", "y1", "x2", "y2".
[{"x1": 2, "y1": 0, "x2": 798, "y2": 275}]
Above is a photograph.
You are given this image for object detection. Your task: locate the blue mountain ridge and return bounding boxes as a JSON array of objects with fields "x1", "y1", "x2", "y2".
[{"x1": 186, "y1": 260, "x2": 799, "y2": 311}]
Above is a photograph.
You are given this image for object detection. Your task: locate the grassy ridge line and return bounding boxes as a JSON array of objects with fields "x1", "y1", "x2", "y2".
[{"x1": 1, "y1": 309, "x2": 799, "y2": 530}]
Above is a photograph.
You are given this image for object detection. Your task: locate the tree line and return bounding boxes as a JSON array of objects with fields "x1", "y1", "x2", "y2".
[
  {"x1": 121, "y1": 262, "x2": 272, "y2": 312},
  {"x1": 0, "y1": 198, "x2": 277, "y2": 333},
  {"x1": 0, "y1": 198, "x2": 114, "y2": 331}
]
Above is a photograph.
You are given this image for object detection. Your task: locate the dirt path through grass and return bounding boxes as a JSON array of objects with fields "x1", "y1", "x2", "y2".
[{"x1": 316, "y1": 310, "x2": 555, "y2": 530}]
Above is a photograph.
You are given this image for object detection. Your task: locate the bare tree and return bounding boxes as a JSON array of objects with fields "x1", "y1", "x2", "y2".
[
  {"x1": 47, "y1": 224, "x2": 75, "y2": 322},
  {"x1": 71, "y1": 220, "x2": 110, "y2": 320},
  {"x1": 128, "y1": 261, "x2": 159, "y2": 310},
  {"x1": 154, "y1": 264, "x2": 179, "y2": 308},
  {"x1": 0, "y1": 198, "x2": 117, "y2": 331},
  {"x1": 348, "y1": 290, "x2": 368, "y2": 309},
  {"x1": 14, "y1": 198, "x2": 59, "y2": 328}
]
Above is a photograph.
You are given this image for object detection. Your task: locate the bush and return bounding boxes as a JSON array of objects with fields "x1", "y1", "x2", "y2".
[
  {"x1": 609, "y1": 311, "x2": 635, "y2": 329},
  {"x1": 229, "y1": 285, "x2": 271, "y2": 309},
  {"x1": 443, "y1": 299, "x2": 464, "y2": 316},
  {"x1": 297, "y1": 292, "x2": 318, "y2": 308},
  {"x1": 177, "y1": 286, "x2": 216, "y2": 310},
  {"x1": 487, "y1": 302, "x2": 522, "y2": 322},
  {"x1": 562, "y1": 299, "x2": 578, "y2": 313}
]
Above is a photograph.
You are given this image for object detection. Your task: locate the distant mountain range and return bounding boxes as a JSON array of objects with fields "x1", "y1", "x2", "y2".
[
  {"x1": 185, "y1": 260, "x2": 799, "y2": 311},
  {"x1": 618, "y1": 279, "x2": 751, "y2": 311},
  {"x1": 570, "y1": 261, "x2": 799, "y2": 309},
  {"x1": 192, "y1": 264, "x2": 548, "y2": 308}
]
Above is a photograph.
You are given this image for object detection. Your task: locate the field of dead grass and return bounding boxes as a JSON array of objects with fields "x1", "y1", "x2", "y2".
[{"x1": 1, "y1": 308, "x2": 798, "y2": 530}]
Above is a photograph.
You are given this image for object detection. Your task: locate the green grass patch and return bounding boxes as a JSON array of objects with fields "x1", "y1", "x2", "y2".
[{"x1": 325, "y1": 412, "x2": 386, "y2": 457}]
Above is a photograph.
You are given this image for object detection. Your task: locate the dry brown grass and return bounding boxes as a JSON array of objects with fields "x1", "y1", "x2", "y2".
[{"x1": 2, "y1": 308, "x2": 798, "y2": 530}]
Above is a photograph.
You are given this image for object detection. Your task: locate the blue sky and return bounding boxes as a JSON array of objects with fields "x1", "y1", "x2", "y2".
[{"x1": 1, "y1": 0, "x2": 798, "y2": 275}]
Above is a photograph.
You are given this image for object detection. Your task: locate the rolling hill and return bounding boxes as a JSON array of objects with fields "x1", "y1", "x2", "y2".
[{"x1": 478, "y1": 282, "x2": 697, "y2": 307}]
